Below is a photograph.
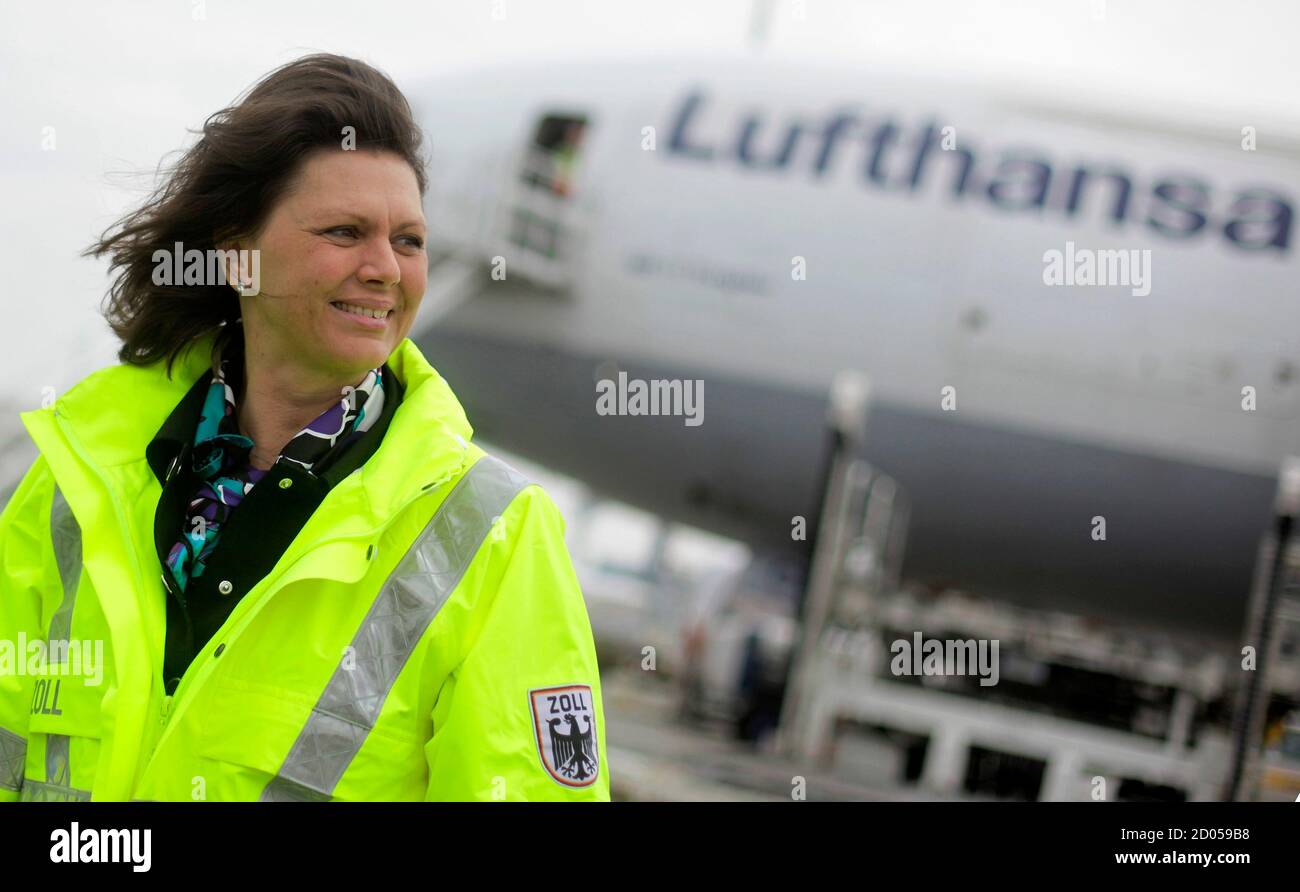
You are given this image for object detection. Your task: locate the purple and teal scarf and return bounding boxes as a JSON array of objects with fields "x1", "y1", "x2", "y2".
[{"x1": 164, "y1": 356, "x2": 385, "y2": 594}]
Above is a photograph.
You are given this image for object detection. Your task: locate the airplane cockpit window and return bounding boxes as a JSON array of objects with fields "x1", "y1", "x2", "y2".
[{"x1": 501, "y1": 112, "x2": 588, "y2": 287}]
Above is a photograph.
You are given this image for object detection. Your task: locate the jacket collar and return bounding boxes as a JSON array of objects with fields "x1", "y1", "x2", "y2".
[
  {"x1": 21, "y1": 328, "x2": 475, "y2": 530},
  {"x1": 142, "y1": 334, "x2": 407, "y2": 491},
  {"x1": 143, "y1": 369, "x2": 211, "y2": 486}
]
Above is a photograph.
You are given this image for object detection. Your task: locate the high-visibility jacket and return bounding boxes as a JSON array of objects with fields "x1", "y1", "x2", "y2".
[{"x1": 0, "y1": 330, "x2": 609, "y2": 801}]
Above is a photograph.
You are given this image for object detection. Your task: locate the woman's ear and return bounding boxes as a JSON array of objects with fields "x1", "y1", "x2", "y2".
[
  {"x1": 217, "y1": 241, "x2": 239, "y2": 290},
  {"x1": 219, "y1": 240, "x2": 258, "y2": 296}
]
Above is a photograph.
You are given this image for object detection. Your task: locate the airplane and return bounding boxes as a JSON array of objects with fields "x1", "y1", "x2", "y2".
[{"x1": 406, "y1": 51, "x2": 1300, "y2": 646}]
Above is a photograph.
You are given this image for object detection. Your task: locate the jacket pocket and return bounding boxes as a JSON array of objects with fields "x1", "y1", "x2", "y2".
[
  {"x1": 21, "y1": 676, "x2": 105, "y2": 800},
  {"x1": 193, "y1": 675, "x2": 426, "y2": 801}
]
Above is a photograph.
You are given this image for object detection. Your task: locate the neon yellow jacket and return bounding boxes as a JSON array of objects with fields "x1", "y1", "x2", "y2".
[{"x1": 0, "y1": 331, "x2": 609, "y2": 801}]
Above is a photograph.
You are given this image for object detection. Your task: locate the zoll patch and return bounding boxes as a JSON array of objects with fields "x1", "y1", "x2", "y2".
[{"x1": 529, "y1": 684, "x2": 600, "y2": 787}]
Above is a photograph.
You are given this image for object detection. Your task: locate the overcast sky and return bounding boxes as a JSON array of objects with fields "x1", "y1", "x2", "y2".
[{"x1": 1, "y1": 0, "x2": 1297, "y2": 409}]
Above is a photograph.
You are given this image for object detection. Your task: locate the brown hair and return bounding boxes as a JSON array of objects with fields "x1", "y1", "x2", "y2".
[{"x1": 85, "y1": 53, "x2": 428, "y2": 379}]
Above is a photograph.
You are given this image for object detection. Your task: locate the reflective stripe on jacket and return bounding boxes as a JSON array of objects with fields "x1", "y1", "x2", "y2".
[{"x1": 0, "y1": 330, "x2": 609, "y2": 801}]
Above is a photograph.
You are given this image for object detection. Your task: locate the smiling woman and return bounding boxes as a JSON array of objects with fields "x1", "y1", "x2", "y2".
[
  {"x1": 222, "y1": 148, "x2": 429, "y2": 469},
  {"x1": 0, "y1": 53, "x2": 608, "y2": 802}
]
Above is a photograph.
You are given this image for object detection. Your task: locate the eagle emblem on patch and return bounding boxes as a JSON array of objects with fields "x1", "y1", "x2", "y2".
[{"x1": 529, "y1": 684, "x2": 600, "y2": 787}]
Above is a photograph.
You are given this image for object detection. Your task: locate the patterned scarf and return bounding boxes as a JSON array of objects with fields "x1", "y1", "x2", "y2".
[{"x1": 164, "y1": 354, "x2": 386, "y2": 595}]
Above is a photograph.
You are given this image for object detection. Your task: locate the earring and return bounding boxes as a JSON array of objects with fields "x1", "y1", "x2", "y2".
[{"x1": 229, "y1": 263, "x2": 258, "y2": 297}]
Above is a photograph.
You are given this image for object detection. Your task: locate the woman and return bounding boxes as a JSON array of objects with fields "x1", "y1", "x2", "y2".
[{"x1": 0, "y1": 54, "x2": 607, "y2": 801}]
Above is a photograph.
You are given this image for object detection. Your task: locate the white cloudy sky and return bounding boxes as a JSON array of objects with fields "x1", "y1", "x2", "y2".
[{"x1": 1, "y1": 0, "x2": 1296, "y2": 408}]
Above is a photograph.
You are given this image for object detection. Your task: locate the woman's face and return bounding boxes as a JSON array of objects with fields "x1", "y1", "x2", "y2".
[{"x1": 234, "y1": 148, "x2": 427, "y2": 384}]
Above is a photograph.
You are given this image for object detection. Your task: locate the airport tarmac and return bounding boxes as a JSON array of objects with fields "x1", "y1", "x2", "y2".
[{"x1": 602, "y1": 667, "x2": 953, "y2": 802}]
